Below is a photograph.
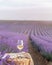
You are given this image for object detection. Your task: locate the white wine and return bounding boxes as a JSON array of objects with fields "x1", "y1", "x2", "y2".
[{"x1": 17, "y1": 45, "x2": 23, "y2": 51}]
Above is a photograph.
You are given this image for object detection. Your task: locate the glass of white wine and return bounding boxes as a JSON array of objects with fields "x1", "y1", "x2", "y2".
[{"x1": 17, "y1": 40, "x2": 24, "y2": 57}]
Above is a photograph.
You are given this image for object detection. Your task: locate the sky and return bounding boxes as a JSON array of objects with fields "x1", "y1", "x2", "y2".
[
  {"x1": 0, "y1": 0, "x2": 52, "y2": 20},
  {"x1": 0, "y1": 0, "x2": 52, "y2": 8}
]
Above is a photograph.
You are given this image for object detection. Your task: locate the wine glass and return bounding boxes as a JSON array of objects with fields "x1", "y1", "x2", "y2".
[
  {"x1": 17, "y1": 40, "x2": 24, "y2": 57},
  {"x1": 17, "y1": 40, "x2": 24, "y2": 51}
]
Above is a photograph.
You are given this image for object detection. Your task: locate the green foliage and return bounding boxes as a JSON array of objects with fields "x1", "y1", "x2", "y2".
[{"x1": 41, "y1": 52, "x2": 52, "y2": 61}]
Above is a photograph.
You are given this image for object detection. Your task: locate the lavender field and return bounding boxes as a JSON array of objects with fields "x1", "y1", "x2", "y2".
[{"x1": 0, "y1": 21, "x2": 52, "y2": 65}]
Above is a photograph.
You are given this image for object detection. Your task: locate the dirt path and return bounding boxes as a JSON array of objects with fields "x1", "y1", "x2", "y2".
[
  {"x1": 47, "y1": 62, "x2": 52, "y2": 65},
  {"x1": 28, "y1": 39, "x2": 48, "y2": 65}
]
